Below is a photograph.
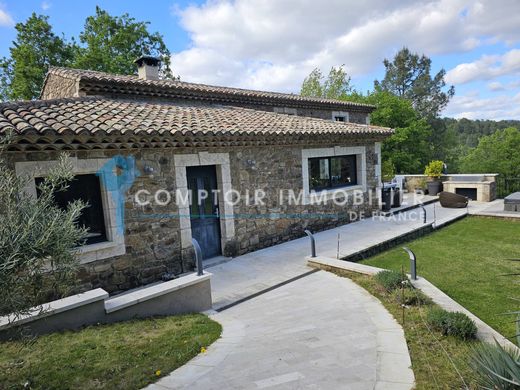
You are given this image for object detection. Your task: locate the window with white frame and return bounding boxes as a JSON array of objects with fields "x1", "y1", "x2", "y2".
[
  {"x1": 332, "y1": 111, "x2": 349, "y2": 122},
  {"x1": 301, "y1": 146, "x2": 367, "y2": 204},
  {"x1": 15, "y1": 158, "x2": 126, "y2": 263}
]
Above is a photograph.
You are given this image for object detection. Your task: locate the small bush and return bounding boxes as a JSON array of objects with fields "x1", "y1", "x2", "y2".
[
  {"x1": 427, "y1": 308, "x2": 477, "y2": 340},
  {"x1": 374, "y1": 270, "x2": 409, "y2": 292},
  {"x1": 391, "y1": 288, "x2": 432, "y2": 306}
]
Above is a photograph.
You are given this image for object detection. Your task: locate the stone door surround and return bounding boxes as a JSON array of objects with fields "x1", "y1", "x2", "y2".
[{"x1": 174, "y1": 152, "x2": 235, "y2": 253}]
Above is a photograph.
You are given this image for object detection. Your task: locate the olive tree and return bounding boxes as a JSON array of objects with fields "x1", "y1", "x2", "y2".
[{"x1": 0, "y1": 135, "x2": 87, "y2": 320}]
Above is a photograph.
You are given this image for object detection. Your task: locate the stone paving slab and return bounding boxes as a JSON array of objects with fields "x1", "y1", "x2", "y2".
[
  {"x1": 147, "y1": 271, "x2": 414, "y2": 390},
  {"x1": 209, "y1": 200, "x2": 490, "y2": 310},
  {"x1": 146, "y1": 199, "x2": 498, "y2": 389},
  {"x1": 308, "y1": 256, "x2": 519, "y2": 351}
]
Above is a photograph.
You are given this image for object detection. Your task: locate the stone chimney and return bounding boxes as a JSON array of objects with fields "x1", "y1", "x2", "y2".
[{"x1": 134, "y1": 55, "x2": 161, "y2": 81}]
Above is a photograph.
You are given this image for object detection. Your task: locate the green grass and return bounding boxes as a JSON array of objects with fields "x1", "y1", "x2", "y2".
[
  {"x1": 329, "y1": 267, "x2": 480, "y2": 389},
  {"x1": 360, "y1": 216, "x2": 520, "y2": 345},
  {"x1": 0, "y1": 314, "x2": 222, "y2": 390}
]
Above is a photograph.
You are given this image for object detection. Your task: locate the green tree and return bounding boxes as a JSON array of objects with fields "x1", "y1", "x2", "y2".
[
  {"x1": 461, "y1": 127, "x2": 520, "y2": 177},
  {"x1": 375, "y1": 47, "x2": 454, "y2": 118},
  {"x1": 353, "y1": 91, "x2": 432, "y2": 173},
  {"x1": 0, "y1": 135, "x2": 87, "y2": 319},
  {"x1": 301, "y1": 65, "x2": 353, "y2": 99},
  {"x1": 0, "y1": 13, "x2": 75, "y2": 100},
  {"x1": 428, "y1": 118, "x2": 464, "y2": 172},
  {"x1": 73, "y1": 6, "x2": 172, "y2": 78}
]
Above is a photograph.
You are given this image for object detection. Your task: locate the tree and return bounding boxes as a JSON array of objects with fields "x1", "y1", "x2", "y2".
[
  {"x1": 353, "y1": 91, "x2": 432, "y2": 173},
  {"x1": 0, "y1": 13, "x2": 75, "y2": 100},
  {"x1": 461, "y1": 127, "x2": 520, "y2": 177},
  {"x1": 73, "y1": 6, "x2": 173, "y2": 78},
  {"x1": 374, "y1": 47, "x2": 454, "y2": 118},
  {"x1": 301, "y1": 66, "x2": 353, "y2": 99},
  {"x1": 370, "y1": 92, "x2": 432, "y2": 173},
  {"x1": 0, "y1": 135, "x2": 87, "y2": 319},
  {"x1": 428, "y1": 118, "x2": 463, "y2": 172}
]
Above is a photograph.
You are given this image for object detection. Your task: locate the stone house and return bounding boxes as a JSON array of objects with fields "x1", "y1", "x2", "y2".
[{"x1": 0, "y1": 57, "x2": 392, "y2": 293}]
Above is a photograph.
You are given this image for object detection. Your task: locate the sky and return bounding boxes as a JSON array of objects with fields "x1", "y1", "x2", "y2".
[{"x1": 0, "y1": 0, "x2": 519, "y2": 120}]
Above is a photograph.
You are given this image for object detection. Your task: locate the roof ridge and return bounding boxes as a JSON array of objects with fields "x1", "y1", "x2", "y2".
[{"x1": 0, "y1": 96, "x2": 99, "y2": 110}]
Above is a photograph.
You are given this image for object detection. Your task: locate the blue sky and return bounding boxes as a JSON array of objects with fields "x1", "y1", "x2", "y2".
[{"x1": 1, "y1": 0, "x2": 519, "y2": 119}]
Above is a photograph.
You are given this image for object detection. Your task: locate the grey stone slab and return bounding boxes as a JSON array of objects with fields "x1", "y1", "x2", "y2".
[{"x1": 146, "y1": 272, "x2": 414, "y2": 389}]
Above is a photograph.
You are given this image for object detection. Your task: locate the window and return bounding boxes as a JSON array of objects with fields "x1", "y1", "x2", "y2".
[
  {"x1": 334, "y1": 116, "x2": 346, "y2": 122},
  {"x1": 308, "y1": 155, "x2": 357, "y2": 191},
  {"x1": 36, "y1": 174, "x2": 107, "y2": 245}
]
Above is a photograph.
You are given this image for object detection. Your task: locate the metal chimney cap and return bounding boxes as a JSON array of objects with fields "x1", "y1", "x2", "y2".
[{"x1": 133, "y1": 55, "x2": 161, "y2": 67}]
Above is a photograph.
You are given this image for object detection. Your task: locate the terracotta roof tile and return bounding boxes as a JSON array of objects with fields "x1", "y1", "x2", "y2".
[
  {"x1": 44, "y1": 67, "x2": 376, "y2": 112},
  {"x1": 0, "y1": 97, "x2": 392, "y2": 139}
]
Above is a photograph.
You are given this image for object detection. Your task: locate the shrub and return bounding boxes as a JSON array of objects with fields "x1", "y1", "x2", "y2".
[
  {"x1": 426, "y1": 307, "x2": 477, "y2": 340},
  {"x1": 381, "y1": 159, "x2": 396, "y2": 182},
  {"x1": 424, "y1": 160, "x2": 444, "y2": 179},
  {"x1": 0, "y1": 134, "x2": 87, "y2": 319},
  {"x1": 391, "y1": 287, "x2": 432, "y2": 306},
  {"x1": 471, "y1": 341, "x2": 520, "y2": 389},
  {"x1": 374, "y1": 270, "x2": 409, "y2": 292}
]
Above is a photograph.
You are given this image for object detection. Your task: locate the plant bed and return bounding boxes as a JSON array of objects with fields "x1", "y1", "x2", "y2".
[
  {"x1": 0, "y1": 314, "x2": 221, "y2": 390},
  {"x1": 329, "y1": 268, "x2": 480, "y2": 388},
  {"x1": 360, "y1": 216, "x2": 520, "y2": 345}
]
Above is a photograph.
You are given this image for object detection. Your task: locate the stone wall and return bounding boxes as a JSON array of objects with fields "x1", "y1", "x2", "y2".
[
  {"x1": 8, "y1": 141, "x2": 380, "y2": 294},
  {"x1": 228, "y1": 143, "x2": 379, "y2": 254},
  {"x1": 40, "y1": 73, "x2": 79, "y2": 100}
]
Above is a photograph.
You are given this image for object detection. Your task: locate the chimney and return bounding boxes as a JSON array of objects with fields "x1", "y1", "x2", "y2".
[{"x1": 134, "y1": 55, "x2": 161, "y2": 81}]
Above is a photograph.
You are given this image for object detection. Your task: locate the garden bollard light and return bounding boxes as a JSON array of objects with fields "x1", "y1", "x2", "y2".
[
  {"x1": 304, "y1": 230, "x2": 316, "y2": 258},
  {"x1": 403, "y1": 246, "x2": 417, "y2": 280},
  {"x1": 192, "y1": 238, "x2": 204, "y2": 276}
]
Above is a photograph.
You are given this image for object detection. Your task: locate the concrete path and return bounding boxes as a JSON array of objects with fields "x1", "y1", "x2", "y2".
[
  {"x1": 210, "y1": 199, "x2": 491, "y2": 310},
  {"x1": 148, "y1": 271, "x2": 414, "y2": 390},
  {"x1": 469, "y1": 198, "x2": 520, "y2": 219},
  {"x1": 148, "y1": 198, "x2": 496, "y2": 389}
]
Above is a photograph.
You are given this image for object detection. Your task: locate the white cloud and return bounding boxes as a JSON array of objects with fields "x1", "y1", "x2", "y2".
[
  {"x1": 0, "y1": 5, "x2": 14, "y2": 27},
  {"x1": 41, "y1": 1, "x2": 51, "y2": 11},
  {"x1": 487, "y1": 81, "x2": 505, "y2": 91},
  {"x1": 444, "y1": 91, "x2": 520, "y2": 120},
  {"x1": 446, "y1": 49, "x2": 520, "y2": 85},
  {"x1": 172, "y1": 0, "x2": 520, "y2": 94}
]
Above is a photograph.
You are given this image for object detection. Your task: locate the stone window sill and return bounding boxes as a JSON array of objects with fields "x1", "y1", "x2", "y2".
[{"x1": 75, "y1": 239, "x2": 125, "y2": 264}]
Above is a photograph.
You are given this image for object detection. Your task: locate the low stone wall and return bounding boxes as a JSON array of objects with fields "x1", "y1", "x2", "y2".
[{"x1": 0, "y1": 273, "x2": 212, "y2": 340}]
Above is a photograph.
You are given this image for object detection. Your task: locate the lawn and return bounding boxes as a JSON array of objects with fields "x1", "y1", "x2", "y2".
[
  {"x1": 0, "y1": 314, "x2": 221, "y2": 390},
  {"x1": 360, "y1": 216, "x2": 520, "y2": 345},
  {"x1": 329, "y1": 268, "x2": 480, "y2": 389}
]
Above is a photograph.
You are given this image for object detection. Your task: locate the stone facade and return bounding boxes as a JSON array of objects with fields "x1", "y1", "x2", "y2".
[
  {"x1": 8, "y1": 140, "x2": 380, "y2": 294},
  {"x1": 0, "y1": 66, "x2": 390, "y2": 294}
]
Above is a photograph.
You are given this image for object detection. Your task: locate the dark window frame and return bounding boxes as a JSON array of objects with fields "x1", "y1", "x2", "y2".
[
  {"x1": 35, "y1": 174, "x2": 108, "y2": 245},
  {"x1": 308, "y1": 155, "x2": 358, "y2": 192},
  {"x1": 334, "y1": 116, "x2": 346, "y2": 122}
]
